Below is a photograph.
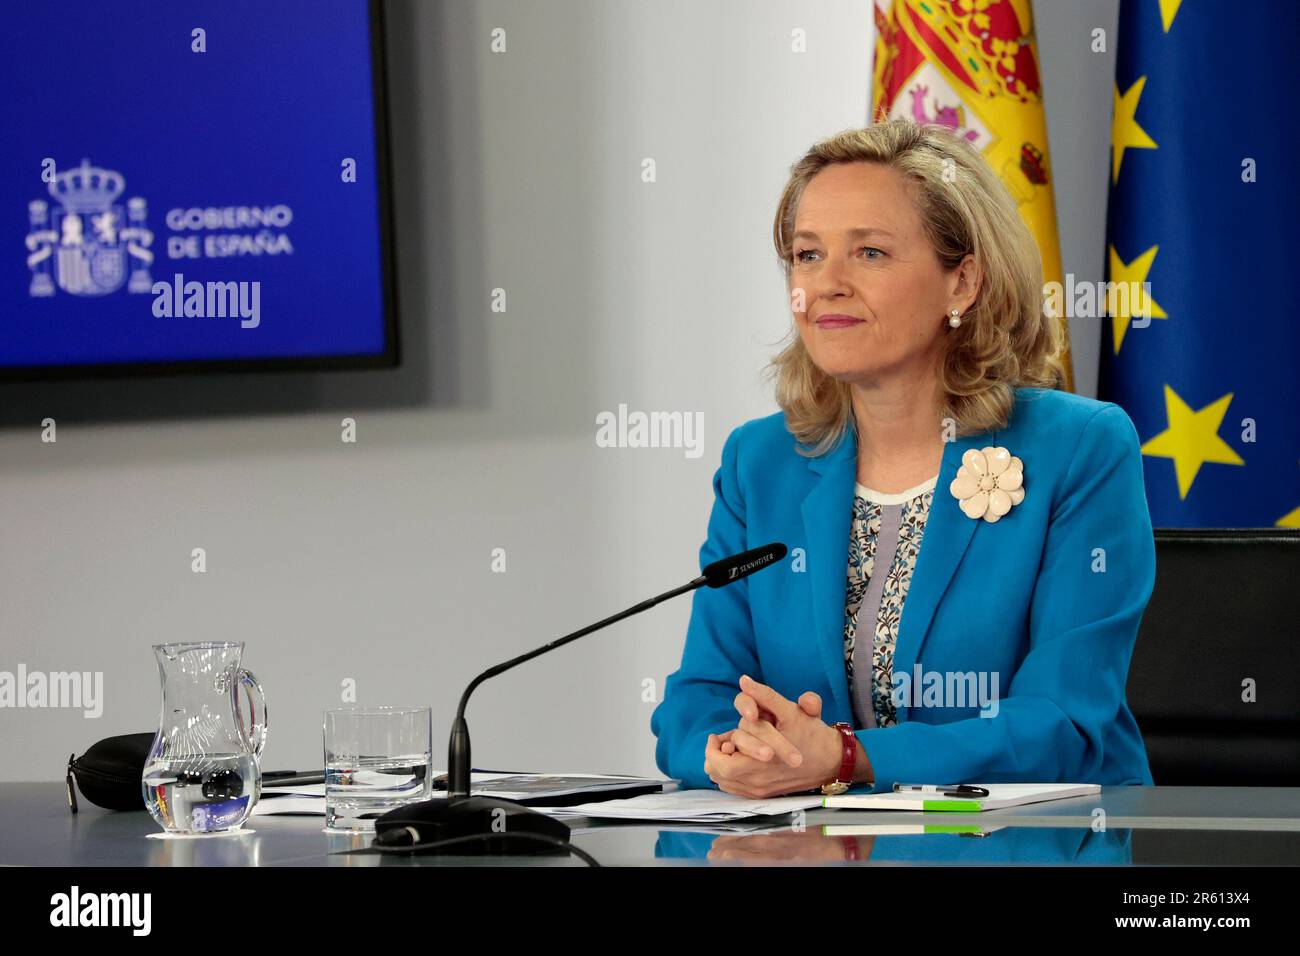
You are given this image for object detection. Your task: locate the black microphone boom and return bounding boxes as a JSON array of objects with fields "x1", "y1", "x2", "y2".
[{"x1": 372, "y1": 542, "x2": 788, "y2": 855}]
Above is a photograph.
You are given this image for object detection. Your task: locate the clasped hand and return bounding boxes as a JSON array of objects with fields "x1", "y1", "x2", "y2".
[{"x1": 703, "y1": 674, "x2": 843, "y2": 799}]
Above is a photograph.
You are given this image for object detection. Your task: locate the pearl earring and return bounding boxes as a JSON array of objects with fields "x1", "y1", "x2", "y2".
[{"x1": 948, "y1": 308, "x2": 962, "y2": 328}]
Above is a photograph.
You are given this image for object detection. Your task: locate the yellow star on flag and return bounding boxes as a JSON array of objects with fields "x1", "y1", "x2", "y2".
[
  {"x1": 1159, "y1": 0, "x2": 1184, "y2": 32},
  {"x1": 1141, "y1": 386, "x2": 1244, "y2": 499},
  {"x1": 1108, "y1": 244, "x2": 1167, "y2": 353},
  {"x1": 1112, "y1": 77, "x2": 1158, "y2": 183},
  {"x1": 1278, "y1": 503, "x2": 1300, "y2": 528}
]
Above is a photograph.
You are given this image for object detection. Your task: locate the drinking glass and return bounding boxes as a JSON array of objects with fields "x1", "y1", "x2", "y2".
[{"x1": 323, "y1": 706, "x2": 433, "y2": 831}]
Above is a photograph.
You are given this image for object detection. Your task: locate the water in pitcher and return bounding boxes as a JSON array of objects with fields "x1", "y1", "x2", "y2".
[{"x1": 143, "y1": 752, "x2": 260, "y2": 833}]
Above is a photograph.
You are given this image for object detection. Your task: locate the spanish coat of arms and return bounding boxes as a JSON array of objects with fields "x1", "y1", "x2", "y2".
[{"x1": 26, "y1": 159, "x2": 154, "y2": 297}]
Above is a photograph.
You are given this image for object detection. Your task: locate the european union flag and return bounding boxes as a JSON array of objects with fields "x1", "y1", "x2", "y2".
[{"x1": 1099, "y1": 0, "x2": 1300, "y2": 527}]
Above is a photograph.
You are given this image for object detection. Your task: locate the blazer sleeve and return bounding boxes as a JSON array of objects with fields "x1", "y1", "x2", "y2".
[
  {"x1": 650, "y1": 422, "x2": 762, "y2": 789},
  {"x1": 855, "y1": 404, "x2": 1156, "y2": 791}
]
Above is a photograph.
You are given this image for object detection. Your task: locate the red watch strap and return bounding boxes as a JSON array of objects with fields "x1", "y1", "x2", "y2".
[{"x1": 833, "y1": 722, "x2": 856, "y2": 785}]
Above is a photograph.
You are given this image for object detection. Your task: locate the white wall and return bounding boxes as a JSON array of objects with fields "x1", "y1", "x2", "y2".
[{"x1": 0, "y1": 0, "x2": 1117, "y2": 782}]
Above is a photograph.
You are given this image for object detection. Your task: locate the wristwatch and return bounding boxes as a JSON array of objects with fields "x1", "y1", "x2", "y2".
[{"x1": 820, "y1": 722, "x2": 857, "y2": 796}]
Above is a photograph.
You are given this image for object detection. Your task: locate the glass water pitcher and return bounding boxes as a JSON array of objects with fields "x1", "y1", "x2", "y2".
[{"x1": 142, "y1": 641, "x2": 268, "y2": 834}]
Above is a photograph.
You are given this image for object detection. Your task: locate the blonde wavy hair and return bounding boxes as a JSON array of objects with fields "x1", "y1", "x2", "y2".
[{"x1": 764, "y1": 119, "x2": 1066, "y2": 457}]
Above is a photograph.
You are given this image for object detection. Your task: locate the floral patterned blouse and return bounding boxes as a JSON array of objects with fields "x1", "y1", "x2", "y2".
[{"x1": 844, "y1": 474, "x2": 938, "y2": 730}]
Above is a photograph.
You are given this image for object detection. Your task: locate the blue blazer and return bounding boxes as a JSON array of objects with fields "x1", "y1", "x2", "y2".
[{"x1": 651, "y1": 386, "x2": 1156, "y2": 792}]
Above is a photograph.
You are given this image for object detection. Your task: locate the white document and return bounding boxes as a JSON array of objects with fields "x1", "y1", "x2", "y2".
[
  {"x1": 252, "y1": 795, "x2": 327, "y2": 816},
  {"x1": 536, "y1": 788, "x2": 824, "y2": 823},
  {"x1": 252, "y1": 771, "x2": 668, "y2": 817},
  {"x1": 820, "y1": 822, "x2": 1010, "y2": 836},
  {"x1": 823, "y1": 783, "x2": 1101, "y2": 812},
  {"x1": 258, "y1": 771, "x2": 519, "y2": 799}
]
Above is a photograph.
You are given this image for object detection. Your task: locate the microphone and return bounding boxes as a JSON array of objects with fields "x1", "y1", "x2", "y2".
[
  {"x1": 372, "y1": 541, "x2": 788, "y2": 855},
  {"x1": 701, "y1": 542, "x2": 788, "y2": 588}
]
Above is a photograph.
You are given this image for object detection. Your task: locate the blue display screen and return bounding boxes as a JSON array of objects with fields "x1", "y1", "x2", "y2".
[{"x1": 0, "y1": 0, "x2": 395, "y2": 375}]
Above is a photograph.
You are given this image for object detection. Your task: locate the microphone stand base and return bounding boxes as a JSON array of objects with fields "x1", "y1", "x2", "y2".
[{"x1": 373, "y1": 796, "x2": 572, "y2": 856}]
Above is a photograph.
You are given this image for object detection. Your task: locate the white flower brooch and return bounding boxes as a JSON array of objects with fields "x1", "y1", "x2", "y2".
[{"x1": 949, "y1": 446, "x2": 1025, "y2": 522}]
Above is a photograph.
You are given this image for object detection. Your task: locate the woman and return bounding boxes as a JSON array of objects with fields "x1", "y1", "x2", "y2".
[{"x1": 650, "y1": 120, "x2": 1156, "y2": 798}]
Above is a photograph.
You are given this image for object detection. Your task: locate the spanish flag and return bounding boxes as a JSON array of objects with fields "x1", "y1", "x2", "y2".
[{"x1": 871, "y1": 0, "x2": 1073, "y2": 393}]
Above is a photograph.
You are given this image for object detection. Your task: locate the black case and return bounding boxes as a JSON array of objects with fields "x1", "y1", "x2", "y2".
[{"x1": 66, "y1": 732, "x2": 154, "y2": 812}]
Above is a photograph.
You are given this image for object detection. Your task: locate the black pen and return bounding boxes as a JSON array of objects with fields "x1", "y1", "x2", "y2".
[{"x1": 892, "y1": 783, "x2": 991, "y2": 797}]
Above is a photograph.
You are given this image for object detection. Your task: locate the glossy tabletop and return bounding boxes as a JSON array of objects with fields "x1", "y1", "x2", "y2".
[{"x1": 7, "y1": 783, "x2": 1300, "y2": 866}]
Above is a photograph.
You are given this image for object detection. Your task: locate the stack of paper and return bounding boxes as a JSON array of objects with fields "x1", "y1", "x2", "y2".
[
  {"x1": 822, "y1": 783, "x2": 1100, "y2": 812},
  {"x1": 538, "y1": 783, "x2": 1103, "y2": 822},
  {"x1": 538, "y1": 788, "x2": 824, "y2": 822},
  {"x1": 252, "y1": 771, "x2": 666, "y2": 817}
]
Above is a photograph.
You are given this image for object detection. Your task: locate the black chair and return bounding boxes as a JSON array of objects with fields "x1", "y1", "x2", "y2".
[{"x1": 1127, "y1": 528, "x2": 1300, "y2": 785}]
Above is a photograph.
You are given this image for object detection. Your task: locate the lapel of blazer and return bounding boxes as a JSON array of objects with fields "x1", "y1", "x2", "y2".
[
  {"x1": 801, "y1": 428, "x2": 858, "y2": 722},
  {"x1": 800, "y1": 417, "x2": 999, "y2": 724}
]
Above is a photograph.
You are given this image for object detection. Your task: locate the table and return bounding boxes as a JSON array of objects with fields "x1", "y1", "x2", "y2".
[{"x1": 6, "y1": 782, "x2": 1300, "y2": 866}]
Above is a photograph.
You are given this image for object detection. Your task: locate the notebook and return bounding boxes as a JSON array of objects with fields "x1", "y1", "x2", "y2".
[
  {"x1": 820, "y1": 822, "x2": 1009, "y2": 836},
  {"x1": 823, "y1": 783, "x2": 1101, "y2": 812}
]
